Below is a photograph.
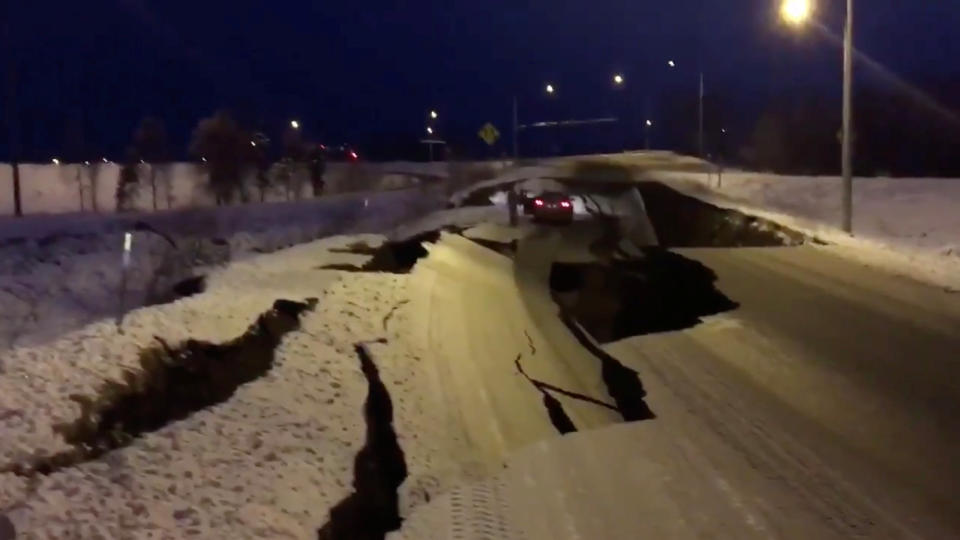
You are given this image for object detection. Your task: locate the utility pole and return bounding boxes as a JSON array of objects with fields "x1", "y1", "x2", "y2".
[
  {"x1": 698, "y1": 71, "x2": 705, "y2": 159},
  {"x1": 841, "y1": 0, "x2": 854, "y2": 233},
  {"x1": 3, "y1": 17, "x2": 23, "y2": 217},
  {"x1": 512, "y1": 96, "x2": 519, "y2": 159}
]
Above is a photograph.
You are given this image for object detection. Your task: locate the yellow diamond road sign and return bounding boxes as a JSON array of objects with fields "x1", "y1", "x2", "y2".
[{"x1": 478, "y1": 123, "x2": 501, "y2": 146}]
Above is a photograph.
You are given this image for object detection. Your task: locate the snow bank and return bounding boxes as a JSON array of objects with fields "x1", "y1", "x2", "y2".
[
  {"x1": 0, "y1": 238, "x2": 409, "y2": 537},
  {"x1": 0, "y1": 188, "x2": 444, "y2": 351},
  {"x1": 652, "y1": 171, "x2": 960, "y2": 290}
]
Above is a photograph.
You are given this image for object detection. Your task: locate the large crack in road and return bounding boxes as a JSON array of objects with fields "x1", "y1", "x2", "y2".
[
  {"x1": 3, "y1": 298, "x2": 317, "y2": 477},
  {"x1": 319, "y1": 343, "x2": 408, "y2": 540}
]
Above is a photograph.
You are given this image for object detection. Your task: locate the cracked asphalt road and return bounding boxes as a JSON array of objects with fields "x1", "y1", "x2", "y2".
[{"x1": 400, "y1": 218, "x2": 960, "y2": 538}]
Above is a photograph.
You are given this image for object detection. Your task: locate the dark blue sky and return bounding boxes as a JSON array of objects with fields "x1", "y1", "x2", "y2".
[{"x1": 4, "y1": 1, "x2": 960, "y2": 160}]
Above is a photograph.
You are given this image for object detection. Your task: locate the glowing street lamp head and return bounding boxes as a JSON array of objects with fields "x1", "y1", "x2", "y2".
[
  {"x1": 290, "y1": 120, "x2": 300, "y2": 129},
  {"x1": 545, "y1": 84, "x2": 555, "y2": 94},
  {"x1": 781, "y1": 0, "x2": 812, "y2": 25},
  {"x1": 645, "y1": 120, "x2": 653, "y2": 127},
  {"x1": 613, "y1": 74, "x2": 624, "y2": 85},
  {"x1": 668, "y1": 60, "x2": 676, "y2": 68},
  {"x1": 430, "y1": 110, "x2": 438, "y2": 119},
  {"x1": 426, "y1": 126, "x2": 434, "y2": 135}
]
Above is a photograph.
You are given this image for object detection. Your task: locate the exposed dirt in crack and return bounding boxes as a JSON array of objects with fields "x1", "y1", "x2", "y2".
[
  {"x1": 3, "y1": 298, "x2": 317, "y2": 477},
  {"x1": 550, "y1": 249, "x2": 739, "y2": 343},
  {"x1": 637, "y1": 181, "x2": 815, "y2": 247},
  {"x1": 319, "y1": 343, "x2": 408, "y2": 540},
  {"x1": 319, "y1": 229, "x2": 461, "y2": 274}
]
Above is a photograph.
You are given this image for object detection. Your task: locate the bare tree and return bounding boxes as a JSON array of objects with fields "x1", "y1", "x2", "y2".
[
  {"x1": 133, "y1": 117, "x2": 169, "y2": 210},
  {"x1": 250, "y1": 132, "x2": 272, "y2": 202},
  {"x1": 85, "y1": 160, "x2": 102, "y2": 212},
  {"x1": 189, "y1": 111, "x2": 249, "y2": 205},
  {"x1": 116, "y1": 149, "x2": 141, "y2": 212}
]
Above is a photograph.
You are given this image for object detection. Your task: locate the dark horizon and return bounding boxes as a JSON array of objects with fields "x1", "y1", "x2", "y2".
[{"x1": 4, "y1": 1, "x2": 960, "y2": 165}]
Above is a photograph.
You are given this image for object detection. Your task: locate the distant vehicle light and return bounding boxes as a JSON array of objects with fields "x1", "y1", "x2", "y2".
[
  {"x1": 534, "y1": 199, "x2": 545, "y2": 207},
  {"x1": 560, "y1": 200, "x2": 571, "y2": 208},
  {"x1": 349, "y1": 151, "x2": 359, "y2": 160}
]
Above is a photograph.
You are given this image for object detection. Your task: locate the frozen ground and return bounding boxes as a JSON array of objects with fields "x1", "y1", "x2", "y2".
[
  {"x1": 652, "y1": 171, "x2": 960, "y2": 290},
  {"x1": 0, "y1": 188, "x2": 443, "y2": 352}
]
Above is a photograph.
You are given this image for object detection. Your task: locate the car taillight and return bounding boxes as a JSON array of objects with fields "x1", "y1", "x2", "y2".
[
  {"x1": 534, "y1": 199, "x2": 544, "y2": 207},
  {"x1": 560, "y1": 200, "x2": 571, "y2": 208}
]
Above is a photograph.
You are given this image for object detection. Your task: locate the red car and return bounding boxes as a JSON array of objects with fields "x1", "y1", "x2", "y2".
[{"x1": 530, "y1": 192, "x2": 574, "y2": 224}]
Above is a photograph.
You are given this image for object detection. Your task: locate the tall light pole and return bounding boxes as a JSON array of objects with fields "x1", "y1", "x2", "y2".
[
  {"x1": 781, "y1": 0, "x2": 853, "y2": 233},
  {"x1": 668, "y1": 60, "x2": 705, "y2": 159},
  {"x1": 841, "y1": 0, "x2": 854, "y2": 233}
]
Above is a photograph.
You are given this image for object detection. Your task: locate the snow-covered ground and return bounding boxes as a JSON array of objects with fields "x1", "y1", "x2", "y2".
[
  {"x1": 652, "y1": 171, "x2": 960, "y2": 291},
  {"x1": 0, "y1": 188, "x2": 443, "y2": 352}
]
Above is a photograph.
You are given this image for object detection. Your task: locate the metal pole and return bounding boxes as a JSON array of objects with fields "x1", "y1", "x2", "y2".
[
  {"x1": 512, "y1": 95, "x2": 519, "y2": 159},
  {"x1": 698, "y1": 71, "x2": 705, "y2": 159},
  {"x1": 428, "y1": 143, "x2": 434, "y2": 162},
  {"x1": 841, "y1": 0, "x2": 854, "y2": 233},
  {"x1": 3, "y1": 18, "x2": 23, "y2": 217}
]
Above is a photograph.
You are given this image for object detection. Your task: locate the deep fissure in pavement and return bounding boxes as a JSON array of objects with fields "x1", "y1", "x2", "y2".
[
  {"x1": 514, "y1": 354, "x2": 621, "y2": 434},
  {"x1": 5, "y1": 298, "x2": 316, "y2": 477},
  {"x1": 636, "y1": 182, "x2": 814, "y2": 247},
  {"x1": 318, "y1": 343, "x2": 408, "y2": 540},
  {"x1": 550, "y1": 249, "x2": 739, "y2": 343},
  {"x1": 320, "y1": 230, "x2": 454, "y2": 274},
  {"x1": 467, "y1": 237, "x2": 519, "y2": 257},
  {"x1": 560, "y1": 314, "x2": 656, "y2": 422}
]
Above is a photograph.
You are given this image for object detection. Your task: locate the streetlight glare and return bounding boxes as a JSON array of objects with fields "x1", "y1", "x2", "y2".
[
  {"x1": 430, "y1": 110, "x2": 438, "y2": 119},
  {"x1": 781, "y1": 0, "x2": 813, "y2": 25},
  {"x1": 668, "y1": 60, "x2": 676, "y2": 68},
  {"x1": 290, "y1": 120, "x2": 300, "y2": 129},
  {"x1": 426, "y1": 126, "x2": 434, "y2": 134},
  {"x1": 51, "y1": 158, "x2": 60, "y2": 165},
  {"x1": 613, "y1": 74, "x2": 624, "y2": 85},
  {"x1": 546, "y1": 84, "x2": 555, "y2": 94},
  {"x1": 250, "y1": 141, "x2": 257, "y2": 147},
  {"x1": 645, "y1": 120, "x2": 653, "y2": 127}
]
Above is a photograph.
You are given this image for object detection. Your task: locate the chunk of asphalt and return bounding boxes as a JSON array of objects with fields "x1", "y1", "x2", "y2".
[
  {"x1": 318, "y1": 343, "x2": 408, "y2": 540},
  {"x1": 4, "y1": 298, "x2": 317, "y2": 477}
]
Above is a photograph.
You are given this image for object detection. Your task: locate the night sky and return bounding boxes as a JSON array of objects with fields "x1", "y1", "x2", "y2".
[{"x1": 4, "y1": 1, "x2": 960, "y2": 161}]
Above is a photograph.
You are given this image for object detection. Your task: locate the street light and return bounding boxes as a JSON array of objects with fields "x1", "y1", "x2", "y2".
[
  {"x1": 781, "y1": 0, "x2": 854, "y2": 233},
  {"x1": 250, "y1": 141, "x2": 257, "y2": 147},
  {"x1": 429, "y1": 110, "x2": 438, "y2": 120},
  {"x1": 290, "y1": 120, "x2": 300, "y2": 130},
  {"x1": 426, "y1": 126, "x2": 434, "y2": 135},
  {"x1": 781, "y1": 0, "x2": 813, "y2": 25},
  {"x1": 613, "y1": 74, "x2": 624, "y2": 85},
  {"x1": 667, "y1": 60, "x2": 676, "y2": 68},
  {"x1": 51, "y1": 158, "x2": 60, "y2": 165},
  {"x1": 545, "y1": 84, "x2": 555, "y2": 94}
]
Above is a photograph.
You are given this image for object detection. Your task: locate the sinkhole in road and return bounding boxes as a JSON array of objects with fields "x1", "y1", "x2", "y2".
[
  {"x1": 636, "y1": 181, "x2": 814, "y2": 248},
  {"x1": 550, "y1": 248, "x2": 738, "y2": 343},
  {"x1": 319, "y1": 343, "x2": 408, "y2": 540},
  {"x1": 5, "y1": 298, "x2": 317, "y2": 477}
]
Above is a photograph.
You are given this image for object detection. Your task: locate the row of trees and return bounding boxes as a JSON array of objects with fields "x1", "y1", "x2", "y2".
[{"x1": 113, "y1": 111, "x2": 328, "y2": 211}]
